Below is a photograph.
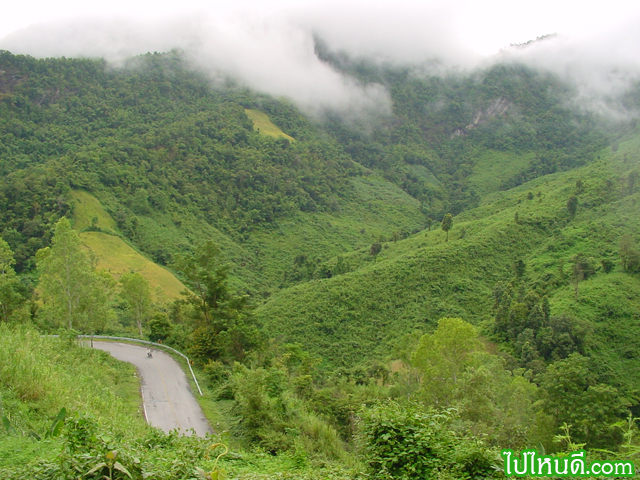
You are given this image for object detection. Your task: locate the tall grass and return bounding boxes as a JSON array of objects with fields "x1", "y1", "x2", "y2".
[{"x1": 0, "y1": 324, "x2": 147, "y2": 436}]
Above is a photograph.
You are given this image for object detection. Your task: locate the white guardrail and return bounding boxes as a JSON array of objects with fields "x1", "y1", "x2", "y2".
[{"x1": 47, "y1": 335, "x2": 203, "y2": 396}]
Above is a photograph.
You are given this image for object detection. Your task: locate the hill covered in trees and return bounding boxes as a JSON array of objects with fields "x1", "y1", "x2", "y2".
[{"x1": 2, "y1": 48, "x2": 640, "y2": 478}]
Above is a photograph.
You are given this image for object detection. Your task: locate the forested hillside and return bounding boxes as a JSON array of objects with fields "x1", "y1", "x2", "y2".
[
  {"x1": 258, "y1": 135, "x2": 640, "y2": 379},
  {"x1": 2, "y1": 47, "x2": 640, "y2": 479},
  {"x1": 0, "y1": 50, "x2": 425, "y2": 293}
]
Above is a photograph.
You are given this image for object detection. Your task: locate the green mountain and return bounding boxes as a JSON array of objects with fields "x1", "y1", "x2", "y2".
[
  {"x1": 2, "y1": 47, "x2": 640, "y2": 478},
  {"x1": 258, "y1": 134, "x2": 640, "y2": 386},
  {"x1": 0, "y1": 50, "x2": 425, "y2": 295},
  {"x1": 2, "y1": 44, "x2": 638, "y2": 386}
]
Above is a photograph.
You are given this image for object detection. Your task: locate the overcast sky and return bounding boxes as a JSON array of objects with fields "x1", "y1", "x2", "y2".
[{"x1": 1, "y1": 0, "x2": 640, "y2": 116}]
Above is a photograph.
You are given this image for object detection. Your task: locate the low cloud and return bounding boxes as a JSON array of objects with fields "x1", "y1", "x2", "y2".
[
  {"x1": 495, "y1": 15, "x2": 640, "y2": 119},
  {"x1": 0, "y1": 11, "x2": 396, "y2": 118},
  {"x1": 2, "y1": 3, "x2": 640, "y2": 119},
  {"x1": 186, "y1": 12, "x2": 394, "y2": 117}
]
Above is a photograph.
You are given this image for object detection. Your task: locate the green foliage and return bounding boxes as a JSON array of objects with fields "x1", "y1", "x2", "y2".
[
  {"x1": 147, "y1": 312, "x2": 173, "y2": 342},
  {"x1": 0, "y1": 50, "x2": 427, "y2": 299},
  {"x1": 492, "y1": 282, "x2": 588, "y2": 367},
  {"x1": 411, "y1": 318, "x2": 540, "y2": 448},
  {"x1": 537, "y1": 353, "x2": 630, "y2": 449},
  {"x1": 0, "y1": 324, "x2": 145, "y2": 436},
  {"x1": 357, "y1": 401, "x2": 498, "y2": 480},
  {"x1": 259, "y1": 216, "x2": 543, "y2": 368},
  {"x1": 619, "y1": 233, "x2": 640, "y2": 272},
  {"x1": 567, "y1": 195, "x2": 579, "y2": 218},
  {"x1": 412, "y1": 318, "x2": 483, "y2": 406},
  {"x1": 37, "y1": 217, "x2": 115, "y2": 332},
  {"x1": 215, "y1": 363, "x2": 351, "y2": 464},
  {"x1": 322, "y1": 57, "x2": 606, "y2": 216},
  {"x1": 0, "y1": 166, "x2": 72, "y2": 273},
  {"x1": 119, "y1": 272, "x2": 152, "y2": 336},
  {"x1": 173, "y1": 240, "x2": 260, "y2": 363},
  {"x1": 0, "y1": 406, "x2": 66, "y2": 441},
  {"x1": 440, "y1": 213, "x2": 453, "y2": 242},
  {"x1": 1, "y1": 410, "x2": 232, "y2": 480},
  {"x1": 0, "y1": 238, "x2": 25, "y2": 322},
  {"x1": 173, "y1": 241, "x2": 235, "y2": 326}
]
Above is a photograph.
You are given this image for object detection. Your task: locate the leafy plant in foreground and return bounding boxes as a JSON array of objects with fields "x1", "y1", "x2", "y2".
[
  {"x1": 86, "y1": 450, "x2": 133, "y2": 480},
  {"x1": 1, "y1": 407, "x2": 66, "y2": 440},
  {"x1": 194, "y1": 443, "x2": 229, "y2": 480},
  {"x1": 357, "y1": 400, "x2": 498, "y2": 480}
]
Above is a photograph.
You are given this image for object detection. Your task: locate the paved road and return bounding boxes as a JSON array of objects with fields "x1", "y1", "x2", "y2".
[{"x1": 92, "y1": 341, "x2": 211, "y2": 436}]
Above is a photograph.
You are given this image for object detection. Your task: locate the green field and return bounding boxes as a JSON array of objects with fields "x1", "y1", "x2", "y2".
[{"x1": 71, "y1": 190, "x2": 118, "y2": 233}]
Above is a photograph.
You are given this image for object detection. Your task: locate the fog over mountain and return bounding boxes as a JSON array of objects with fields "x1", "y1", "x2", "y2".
[
  {"x1": 2, "y1": 1, "x2": 640, "y2": 117},
  {"x1": 495, "y1": 17, "x2": 640, "y2": 119}
]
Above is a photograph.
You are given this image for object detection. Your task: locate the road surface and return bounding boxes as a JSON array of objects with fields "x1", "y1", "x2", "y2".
[{"x1": 92, "y1": 341, "x2": 211, "y2": 436}]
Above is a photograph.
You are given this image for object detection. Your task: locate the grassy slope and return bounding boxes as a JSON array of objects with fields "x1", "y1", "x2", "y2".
[
  {"x1": 0, "y1": 326, "x2": 146, "y2": 440},
  {"x1": 81, "y1": 232, "x2": 187, "y2": 300},
  {"x1": 71, "y1": 190, "x2": 118, "y2": 233},
  {"x1": 244, "y1": 109, "x2": 295, "y2": 142},
  {"x1": 531, "y1": 137, "x2": 640, "y2": 391},
  {"x1": 248, "y1": 175, "x2": 424, "y2": 291},
  {"x1": 468, "y1": 149, "x2": 535, "y2": 196},
  {"x1": 71, "y1": 190, "x2": 187, "y2": 300},
  {"x1": 257, "y1": 214, "x2": 544, "y2": 368},
  {"x1": 256, "y1": 130, "x2": 640, "y2": 383}
]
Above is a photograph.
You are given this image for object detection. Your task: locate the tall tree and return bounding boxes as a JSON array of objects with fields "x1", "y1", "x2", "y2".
[
  {"x1": 0, "y1": 239, "x2": 24, "y2": 322},
  {"x1": 369, "y1": 242, "x2": 382, "y2": 261},
  {"x1": 173, "y1": 240, "x2": 255, "y2": 363},
  {"x1": 440, "y1": 213, "x2": 453, "y2": 242},
  {"x1": 37, "y1": 217, "x2": 113, "y2": 331},
  {"x1": 572, "y1": 254, "x2": 595, "y2": 299},
  {"x1": 412, "y1": 317, "x2": 483, "y2": 406},
  {"x1": 120, "y1": 272, "x2": 152, "y2": 337},
  {"x1": 173, "y1": 240, "x2": 235, "y2": 326},
  {"x1": 441, "y1": 213, "x2": 453, "y2": 242},
  {"x1": 425, "y1": 217, "x2": 433, "y2": 231}
]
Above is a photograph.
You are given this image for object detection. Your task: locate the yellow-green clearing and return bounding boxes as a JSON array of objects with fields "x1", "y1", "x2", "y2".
[
  {"x1": 71, "y1": 190, "x2": 118, "y2": 233},
  {"x1": 80, "y1": 232, "x2": 186, "y2": 301},
  {"x1": 71, "y1": 190, "x2": 186, "y2": 301},
  {"x1": 245, "y1": 109, "x2": 295, "y2": 141}
]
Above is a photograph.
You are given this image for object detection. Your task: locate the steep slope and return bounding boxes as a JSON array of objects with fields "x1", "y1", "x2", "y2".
[
  {"x1": 244, "y1": 108, "x2": 295, "y2": 142},
  {"x1": 71, "y1": 190, "x2": 187, "y2": 300},
  {"x1": 0, "y1": 50, "x2": 425, "y2": 294},
  {"x1": 257, "y1": 130, "x2": 640, "y2": 389},
  {"x1": 257, "y1": 205, "x2": 546, "y2": 367}
]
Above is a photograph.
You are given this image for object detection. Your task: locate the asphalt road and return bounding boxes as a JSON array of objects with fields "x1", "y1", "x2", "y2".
[{"x1": 92, "y1": 341, "x2": 211, "y2": 436}]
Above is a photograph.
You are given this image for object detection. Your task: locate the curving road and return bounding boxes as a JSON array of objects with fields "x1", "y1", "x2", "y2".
[{"x1": 92, "y1": 341, "x2": 211, "y2": 436}]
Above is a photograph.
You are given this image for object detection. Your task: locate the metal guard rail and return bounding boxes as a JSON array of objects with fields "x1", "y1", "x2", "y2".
[{"x1": 48, "y1": 335, "x2": 203, "y2": 396}]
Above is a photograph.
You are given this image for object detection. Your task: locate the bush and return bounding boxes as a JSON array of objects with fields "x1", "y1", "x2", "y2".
[{"x1": 357, "y1": 400, "x2": 497, "y2": 480}]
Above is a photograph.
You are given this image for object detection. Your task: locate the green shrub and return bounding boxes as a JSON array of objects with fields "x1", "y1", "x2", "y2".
[{"x1": 357, "y1": 401, "x2": 497, "y2": 479}]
